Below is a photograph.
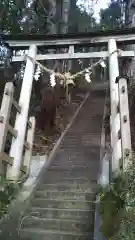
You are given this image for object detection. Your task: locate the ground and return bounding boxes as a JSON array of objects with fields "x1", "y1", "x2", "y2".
[{"x1": 32, "y1": 93, "x2": 85, "y2": 155}]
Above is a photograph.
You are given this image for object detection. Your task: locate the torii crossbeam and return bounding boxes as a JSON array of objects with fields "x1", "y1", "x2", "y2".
[
  {"x1": 3, "y1": 27, "x2": 135, "y2": 47},
  {"x1": 2, "y1": 27, "x2": 135, "y2": 62}
]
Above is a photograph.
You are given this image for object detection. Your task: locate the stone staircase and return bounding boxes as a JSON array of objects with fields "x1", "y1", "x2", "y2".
[{"x1": 18, "y1": 90, "x2": 105, "y2": 240}]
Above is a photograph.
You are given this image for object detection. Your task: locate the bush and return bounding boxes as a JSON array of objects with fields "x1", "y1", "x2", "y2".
[
  {"x1": 0, "y1": 178, "x2": 20, "y2": 218},
  {"x1": 99, "y1": 158, "x2": 135, "y2": 240}
]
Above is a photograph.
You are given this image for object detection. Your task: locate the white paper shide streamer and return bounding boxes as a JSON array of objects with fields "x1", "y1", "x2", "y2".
[
  {"x1": 85, "y1": 69, "x2": 91, "y2": 83},
  {"x1": 50, "y1": 72, "x2": 56, "y2": 87},
  {"x1": 100, "y1": 60, "x2": 106, "y2": 68},
  {"x1": 34, "y1": 65, "x2": 41, "y2": 81}
]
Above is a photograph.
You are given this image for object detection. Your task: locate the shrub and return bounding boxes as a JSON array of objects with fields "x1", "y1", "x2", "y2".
[
  {"x1": 99, "y1": 158, "x2": 135, "y2": 239},
  {"x1": 0, "y1": 178, "x2": 20, "y2": 218}
]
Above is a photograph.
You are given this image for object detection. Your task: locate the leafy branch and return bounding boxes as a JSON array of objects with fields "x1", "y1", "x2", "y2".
[
  {"x1": 0, "y1": 178, "x2": 20, "y2": 218},
  {"x1": 99, "y1": 156, "x2": 135, "y2": 240}
]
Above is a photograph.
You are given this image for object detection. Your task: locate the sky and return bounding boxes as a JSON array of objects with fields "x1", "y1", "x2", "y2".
[{"x1": 77, "y1": 0, "x2": 110, "y2": 22}]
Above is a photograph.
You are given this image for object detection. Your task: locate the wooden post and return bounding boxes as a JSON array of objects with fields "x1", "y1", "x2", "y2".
[
  {"x1": 0, "y1": 82, "x2": 14, "y2": 176},
  {"x1": 108, "y1": 39, "x2": 122, "y2": 173},
  {"x1": 116, "y1": 76, "x2": 131, "y2": 169},
  {"x1": 126, "y1": 0, "x2": 135, "y2": 79},
  {"x1": 23, "y1": 117, "x2": 36, "y2": 175},
  {"x1": 7, "y1": 45, "x2": 37, "y2": 180}
]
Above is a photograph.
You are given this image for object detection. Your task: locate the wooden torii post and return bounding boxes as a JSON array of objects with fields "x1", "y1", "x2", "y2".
[{"x1": 6, "y1": 45, "x2": 37, "y2": 180}]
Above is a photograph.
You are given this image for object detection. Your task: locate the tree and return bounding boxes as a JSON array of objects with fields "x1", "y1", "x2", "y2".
[
  {"x1": 69, "y1": 6, "x2": 96, "y2": 32},
  {"x1": 100, "y1": 0, "x2": 123, "y2": 30},
  {"x1": 69, "y1": 0, "x2": 97, "y2": 33},
  {"x1": 21, "y1": 0, "x2": 52, "y2": 34},
  {"x1": 0, "y1": 0, "x2": 25, "y2": 34},
  {"x1": 0, "y1": 0, "x2": 53, "y2": 34}
]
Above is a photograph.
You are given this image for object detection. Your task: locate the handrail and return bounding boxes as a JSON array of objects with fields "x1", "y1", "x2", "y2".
[{"x1": 94, "y1": 85, "x2": 111, "y2": 240}]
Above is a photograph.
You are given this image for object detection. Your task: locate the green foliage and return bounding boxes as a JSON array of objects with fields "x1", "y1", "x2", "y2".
[
  {"x1": 21, "y1": 0, "x2": 51, "y2": 34},
  {"x1": 100, "y1": 1, "x2": 122, "y2": 30},
  {"x1": 0, "y1": 0, "x2": 125, "y2": 35},
  {"x1": 0, "y1": 178, "x2": 20, "y2": 218},
  {"x1": 69, "y1": 6, "x2": 96, "y2": 32},
  {"x1": 0, "y1": 0, "x2": 25, "y2": 34},
  {"x1": 99, "y1": 159, "x2": 135, "y2": 239},
  {"x1": 110, "y1": 162, "x2": 135, "y2": 240},
  {"x1": 99, "y1": 174, "x2": 126, "y2": 238},
  {"x1": 0, "y1": 0, "x2": 51, "y2": 34}
]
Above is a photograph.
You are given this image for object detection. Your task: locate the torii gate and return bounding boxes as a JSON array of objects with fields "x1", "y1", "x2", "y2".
[{"x1": 0, "y1": 28, "x2": 134, "y2": 180}]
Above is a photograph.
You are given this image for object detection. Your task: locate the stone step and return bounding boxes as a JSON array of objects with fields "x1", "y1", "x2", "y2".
[
  {"x1": 52, "y1": 153, "x2": 100, "y2": 160},
  {"x1": 51, "y1": 153, "x2": 100, "y2": 161},
  {"x1": 31, "y1": 198, "x2": 94, "y2": 210},
  {"x1": 18, "y1": 93, "x2": 104, "y2": 240},
  {"x1": 50, "y1": 161, "x2": 98, "y2": 167},
  {"x1": 51, "y1": 157, "x2": 98, "y2": 163},
  {"x1": 44, "y1": 168, "x2": 98, "y2": 179},
  {"x1": 34, "y1": 189, "x2": 95, "y2": 201},
  {"x1": 64, "y1": 132, "x2": 100, "y2": 137},
  {"x1": 19, "y1": 228, "x2": 93, "y2": 240},
  {"x1": 28, "y1": 207, "x2": 95, "y2": 220},
  {"x1": 60, "y1": 139, "x2": 100, "y2": 146},
  {"x1": 42, "y1": 178, "x2": 96, "y2": 185},
  {"x1": 42, "y1": 176, "x2": 96, "y2": 184},
  {"x1": 37, "y1": 182, "x2": 97, "y2": 192},
  {"x1": 50, "y1": 164, "x2": 98, "y2": 169},
  {"x1": 22, "y1": 217, "x2": 94, "y2": 233},
  {"x1": 48, "y1": 166, "x2": 98, "y2": 173}
]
